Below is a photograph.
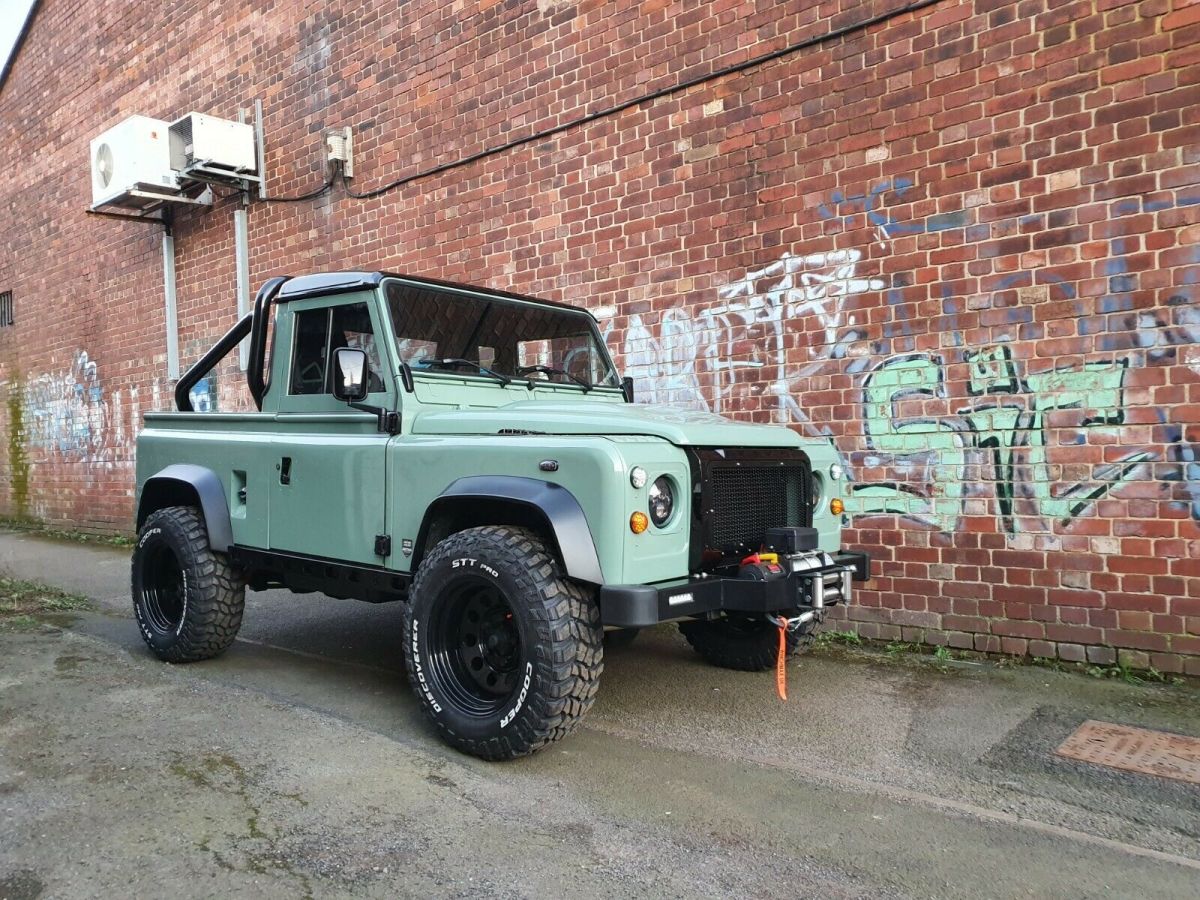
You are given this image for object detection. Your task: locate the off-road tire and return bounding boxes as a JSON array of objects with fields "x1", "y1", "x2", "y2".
[
  {"x1": 679, "y1": 614, "x2": 815, "y2": 671},
  {"x1": 404, "y1": 525, "x2": 602, "y2": 761},
  {"x1": 131, "y1": 505, "x2": 245, "y2": 663}
]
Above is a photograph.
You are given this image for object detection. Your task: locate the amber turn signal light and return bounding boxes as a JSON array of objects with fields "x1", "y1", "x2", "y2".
[
  {"x1": 630, "y1": 511, "x2": 649, "y2": 534},
  {"x1": 830, "y1": 498, "x2": 845, "y2": 516}
]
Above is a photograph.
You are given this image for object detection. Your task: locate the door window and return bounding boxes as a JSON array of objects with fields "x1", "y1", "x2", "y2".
[
  {"x1": 290, "y1": 308, "x2": 329, "y2": 394},
  {"x1": 288, "y1": 303, "x2": 385, "y2": 395},
  {"x1": 330, "y1": 303, "x2": 386, "y2": 393}
]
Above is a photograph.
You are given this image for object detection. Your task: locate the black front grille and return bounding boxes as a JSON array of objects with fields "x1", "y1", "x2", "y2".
[{"x1": 703, "y1": 456, "x2": 811, "y2": 553}]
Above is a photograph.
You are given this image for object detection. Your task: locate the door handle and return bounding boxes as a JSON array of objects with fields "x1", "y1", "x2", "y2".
[{"x1": 279, "y1": 457, "x2": 292, "y2": 485}]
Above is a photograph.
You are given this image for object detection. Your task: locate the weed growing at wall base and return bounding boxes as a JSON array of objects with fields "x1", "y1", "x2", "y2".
[{"x1": 0, "y1": 518, "x2": 134, "y2": 548}]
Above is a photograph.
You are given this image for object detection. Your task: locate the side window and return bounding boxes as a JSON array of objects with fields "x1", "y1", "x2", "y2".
[
  {"x1": 289, "y1": 303, "x2": 386, "y2": 396},
  {"x1": 290, "y1": 308, "x2": 330, "y2": 395},
  {"x1": 330, "y1": 303, "x2": 385, "y2": 393}
]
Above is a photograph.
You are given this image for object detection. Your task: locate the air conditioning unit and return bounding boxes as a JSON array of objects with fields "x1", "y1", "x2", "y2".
[
  {"x1": 169, "y1": 112, "x2": 257, "y2": 180},
  {"x1": 89, "y1": 115, "x2": 179, "y2": 208}
]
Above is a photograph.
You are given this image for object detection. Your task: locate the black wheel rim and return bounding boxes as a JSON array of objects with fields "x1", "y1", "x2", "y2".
[
  {"x1": 426, "y1": 575, "x2": 524, "y2": 718},
  {"x1": 140, "y1": 541, "x2": 185, "y2": 634}
]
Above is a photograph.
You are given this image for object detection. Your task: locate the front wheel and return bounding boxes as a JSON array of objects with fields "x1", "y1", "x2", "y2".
[
  {"x1": 403, "y1": 526, "x2": 603, "y2": 760},
  {"x1": 679, "y1": 613, "x2": 814, "y2": 671}
]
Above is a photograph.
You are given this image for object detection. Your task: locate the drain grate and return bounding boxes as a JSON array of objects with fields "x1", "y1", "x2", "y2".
[{"x1": 1055, "y1": 720, "x2": 1200, "y2": 785}]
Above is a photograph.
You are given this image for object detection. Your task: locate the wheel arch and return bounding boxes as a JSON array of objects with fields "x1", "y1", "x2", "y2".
[
  {"x1": 414, "y1": 476, "x2": 605, "y2": 584},
  {"x1": 137, "y1": 464, "x2": 234, "y2": 553}
]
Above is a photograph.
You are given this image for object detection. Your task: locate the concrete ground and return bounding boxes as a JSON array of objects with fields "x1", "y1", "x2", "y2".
[{"x1": 1, "y1": 529, "x2": 1198, "y2": 899}]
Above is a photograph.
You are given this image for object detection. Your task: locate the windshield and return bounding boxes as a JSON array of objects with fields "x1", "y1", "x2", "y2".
[{"x1": 384, "y1": 279, "x2": 620, "y2": 389}]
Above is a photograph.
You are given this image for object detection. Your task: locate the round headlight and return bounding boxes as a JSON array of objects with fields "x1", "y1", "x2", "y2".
[
  {"x1": 648, "y1": 476, "x2": 674, "y2": 526},
  {"x1": 630, "y1": 466, "x2": 648, "y2": 489},
  {"x1": 811, "y1": 473, "x2": 823, "y2": 508},
  {"x1": 829, "y1": 462, "x2": 844, "y2": 481}
]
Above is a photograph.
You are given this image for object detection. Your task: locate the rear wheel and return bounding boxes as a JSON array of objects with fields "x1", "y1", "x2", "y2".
[
  {"x1": 679, "y1": 613, "x2": 814, "y2": 671},
  {"x1": 404, "y1": 526, "x2": 603, "y2": 760},
  {"x1": 131, "y1": 506, "x2": 245, "y2": 662}
]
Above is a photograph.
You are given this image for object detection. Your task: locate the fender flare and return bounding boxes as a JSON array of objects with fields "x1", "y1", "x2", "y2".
[
  {"x1": 137, "y1": 464, "x2": 234, "y2": 553},
  {"x1": 417, "y1": 476, "x2": 605, "y2": 584}
]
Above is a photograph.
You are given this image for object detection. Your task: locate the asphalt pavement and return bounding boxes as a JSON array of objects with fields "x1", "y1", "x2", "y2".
[{"x1": 1, "y1": 528, "x2": 1198, "y2": 898}]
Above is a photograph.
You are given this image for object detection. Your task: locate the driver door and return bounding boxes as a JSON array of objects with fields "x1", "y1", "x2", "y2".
[{"x1": 269, "y1": 295, "x2": 394, "y2": 565}]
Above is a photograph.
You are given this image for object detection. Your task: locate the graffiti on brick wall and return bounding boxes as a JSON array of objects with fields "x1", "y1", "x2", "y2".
[
  {"x1": 22, "y1": 351, "x2": 108, "y2": 459},
  {"x1": 816, "y1": 176, "x2": 970, "y2": 240},
  {"x1": 11, "y1": 350, "x2": 153, "y2": 472},
  {"x1": 1154, "y1": 294, "x2": 1200, "y2": 523},
  {"x1": 853, "y1": 347, "x2": 1153, "y2": 532},
  {"x1": 608, "y1": 179, "x2": 1200, "y2": 535},
  {"x1": 619, "y1": 248, "x2": 884, "y2": 419},
  {"x1": 188, "y1": 377, "x2": 218, "y2": 413},
  {"x1": 5, "y1": 345, "x2": 251, "y2": 511}
]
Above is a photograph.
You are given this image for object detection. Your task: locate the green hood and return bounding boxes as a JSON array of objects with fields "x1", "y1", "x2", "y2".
[{"x1": 411, "y1": 399, "x2": 805, "y2": 448}]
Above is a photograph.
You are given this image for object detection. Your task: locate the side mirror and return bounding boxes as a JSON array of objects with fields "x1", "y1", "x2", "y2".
[
  {"x1": 621, "y1": 375, "x2": 635, "y2": 404},
  {"x1": 333, "y1": 347, "x2": 369, "y2": 402}
]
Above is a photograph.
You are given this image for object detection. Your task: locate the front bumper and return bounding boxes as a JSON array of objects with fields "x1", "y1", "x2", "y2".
[{"x1": 600, "y1": 550, "x2": 870, "y2": 628}]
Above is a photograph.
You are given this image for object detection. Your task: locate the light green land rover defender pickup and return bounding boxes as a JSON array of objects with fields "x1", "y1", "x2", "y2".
[{"x1": 133, "y1": 272, "x2": 869, "y2": 760}]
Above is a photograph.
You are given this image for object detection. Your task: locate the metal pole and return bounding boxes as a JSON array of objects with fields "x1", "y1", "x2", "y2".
[
  {"x1": 254, "y1": 99, "x2": 267, "y2": 200},
  {"x1": 162, "y1": 231, "x2": 179, "y2": 380},
  {"x1": 234, "y1": 208, "x2": 251, "y2": 370}
]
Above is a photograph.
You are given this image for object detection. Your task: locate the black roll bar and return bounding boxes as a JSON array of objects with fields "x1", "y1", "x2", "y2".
[
  {"x1": 174, "y1": 314, "x2": 253, "y2": 412},
  {"x1": 173, "y1": 275, "x2": 291, "y2": 412},
  {"x1": 247, "y1": 276, "x2": 291, "y2": 409}
]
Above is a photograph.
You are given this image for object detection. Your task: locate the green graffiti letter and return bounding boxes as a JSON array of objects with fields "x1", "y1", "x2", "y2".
[{"x1": 851, "y1": 355, "x2": 966, "y2": 530}]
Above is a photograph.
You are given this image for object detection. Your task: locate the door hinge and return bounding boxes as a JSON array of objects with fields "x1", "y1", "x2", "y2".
[
  {"x1": 380, "y1": 411, "x2": 400, "y2": 435},
  {"x1": 346, "y1": 403, "x2": 400, "y2": 434},
  {"x1": 374, "y1": 534, "x2": 392, "y2": 557}
]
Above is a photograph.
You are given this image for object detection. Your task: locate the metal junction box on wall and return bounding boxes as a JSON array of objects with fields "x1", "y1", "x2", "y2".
[
  {"x1": 89, "y1": 115, "x2": 179, "y2": 209},
  {"x1": 169, "y1": 112, "x2": 257, "y2": 178}
]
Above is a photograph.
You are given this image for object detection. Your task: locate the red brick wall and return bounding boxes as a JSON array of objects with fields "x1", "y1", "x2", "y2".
[{"x1": 1, "y1": 0, "x2": 1198, "y2": 671}]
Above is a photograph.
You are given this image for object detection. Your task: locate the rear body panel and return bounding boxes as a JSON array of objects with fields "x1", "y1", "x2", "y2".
[{"x1": 138, "y1": 413, "x2": 277, "y2": 550}]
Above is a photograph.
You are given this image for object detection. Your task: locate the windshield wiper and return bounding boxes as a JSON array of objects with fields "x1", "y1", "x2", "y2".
[
  {"x1": 517, "y1": 365, "x2": 593, "y2": 392},
  {"x1": 416, "y1": 357, "x2": 513, "y2": 386}
]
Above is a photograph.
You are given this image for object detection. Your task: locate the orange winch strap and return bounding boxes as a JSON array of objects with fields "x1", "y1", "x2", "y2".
[{"x1": 775, "y1": 619, "x2": 788, "y2": 702}]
